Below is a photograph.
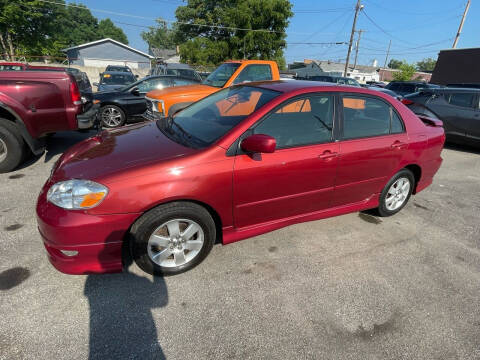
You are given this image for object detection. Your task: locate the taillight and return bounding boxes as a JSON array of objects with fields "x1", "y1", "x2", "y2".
[
  {"x1": 70, "y1": 80, "x2": 82, "y2": 105},
  {"x1": 401, "y1": 99, "x2": 414, "y2": 105}
]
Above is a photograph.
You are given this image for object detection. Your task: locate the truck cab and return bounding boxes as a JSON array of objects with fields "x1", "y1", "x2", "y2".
[{"x1": 145, "y1": 60, "x2": 280, "y2": 118}]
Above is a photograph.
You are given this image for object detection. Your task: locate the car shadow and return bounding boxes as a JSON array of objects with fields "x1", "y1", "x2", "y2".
[
  {"x1": 444, "y1": 142, "x2": 480, "y2": 155},
  {"x1": 84, "y1": 243, "x2": 168, "y2": 359}
]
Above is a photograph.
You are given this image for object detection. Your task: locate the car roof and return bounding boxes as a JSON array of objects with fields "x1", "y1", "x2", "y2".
[
  {"x1": 430, "y1": 87, "x2": 480, "y2": 93},
  {"x1": 249, "y1": 80, "x2": 382, "y2": 95},
  {"x1": 224, "y1": 59, "x2": 277, "y2": 65},
  {"x1": 107, "y1": 65, "x2": 129, "y2": 68},
  {"x1": 102, "y1": 71, "x2": 136, "y2": 76}
]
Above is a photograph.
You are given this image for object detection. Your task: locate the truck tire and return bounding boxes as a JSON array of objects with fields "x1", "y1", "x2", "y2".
[{"x1": 0, "y1": 120, "x2": 26, "y2": 173}]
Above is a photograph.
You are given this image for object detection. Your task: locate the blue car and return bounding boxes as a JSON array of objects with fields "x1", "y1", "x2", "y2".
[{"x1": 94, "y1": 71, "x2": 137, "y2": 92}]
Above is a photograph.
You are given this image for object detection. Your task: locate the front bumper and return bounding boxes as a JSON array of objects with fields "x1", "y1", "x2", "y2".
[
  {"x1": 36, "y1": 191, "x2": 141, "y2": 275},
  {"x1": 77, "y1": 103, "x2": 100, "y2": 129}
]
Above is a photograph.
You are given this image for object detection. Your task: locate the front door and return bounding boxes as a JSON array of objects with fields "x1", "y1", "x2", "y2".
[{"x1": 233, "y1": 94, "x2": 339, "y2": 229}]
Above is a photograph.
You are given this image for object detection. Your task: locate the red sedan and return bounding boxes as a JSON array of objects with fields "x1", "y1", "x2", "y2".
[{"x1": 36, "y1": 81, "x2": 445, "y2": 276}]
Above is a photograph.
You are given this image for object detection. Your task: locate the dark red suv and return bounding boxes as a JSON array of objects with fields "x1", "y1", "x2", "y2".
[{"x1": 36, "y1": 81, "x2": 445, "y2": 276}]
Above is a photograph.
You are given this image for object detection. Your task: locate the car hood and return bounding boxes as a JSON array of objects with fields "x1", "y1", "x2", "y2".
[
  {"x1": 51, "y1": 122, "x2": 197, "y2": 182},
  {"x1": 147, "y1": 84, "x2": 217, "y2": 99}
]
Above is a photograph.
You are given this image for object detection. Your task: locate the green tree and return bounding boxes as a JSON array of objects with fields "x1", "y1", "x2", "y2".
[
  {"x1": 416, "y1": 57, "x2": 436, "y2": 72},
  {"x1": 0, "y1": 1, "x2": 128, "y2": 60},
  {"x1": 388, "y1": 59, "x2": 403, "y2": 69},
  {"x1": 392, "y1": 61, "x2": 416, "y2": 81},
  {"x1": 141, "y1": 18, "x2": 176, "y2": 51},
  {"x1": 174, "y1": 0, "x2": 293, "y2": 67},
  {"x1": 0, "y1": 0, "x2": 63, "y2": 60}
]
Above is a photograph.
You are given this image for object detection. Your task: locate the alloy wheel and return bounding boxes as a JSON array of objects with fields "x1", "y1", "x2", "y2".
[
  {"x1": 385, "y1": 177, "x2": 410, "y2": 211},
  {"x1": 147, "y1": 219, "x2": 204, "y2": 268},
  {"x1": 101, "y1": 107, "x2": 123, "y2": 127},
  {"x1": 0, "y1": 138, "x2": 7, "y2": 163}
]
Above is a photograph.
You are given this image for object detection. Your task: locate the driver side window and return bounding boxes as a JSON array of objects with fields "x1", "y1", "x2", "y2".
[{"x1": 254, "y1": 94, "x2": 334, "y2": 149}]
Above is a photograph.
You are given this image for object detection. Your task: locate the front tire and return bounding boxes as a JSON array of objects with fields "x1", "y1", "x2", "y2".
[
  {"x1": 100, "y1": 105, "x2": 126, "y2": 128},
  {"x1": 0, "y1": 121, "x2": 26, "y2": 173},
  {"x1": 377, "y1": 169, "x2": 415, "y2": 217},
  {"x1": 130, "y1": 202, "x2": 216, "y2": 276}
]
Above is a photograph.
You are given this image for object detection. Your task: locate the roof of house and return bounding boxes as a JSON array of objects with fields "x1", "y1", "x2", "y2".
[
  {"x1": 312, "y1": 60, "x2": 379, "y2": 74},
  {"x1": 62, "y1": 38, "x2": 154, "y2": 59}
]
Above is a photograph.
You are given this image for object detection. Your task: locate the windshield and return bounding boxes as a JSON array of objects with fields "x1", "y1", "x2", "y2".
[
  {"x1": 203, "y1": 63, "x2": 241, "y2": 88},
  {"x1": 100, "y1": 73, "x2": 136, "y2": 85},
  {"x1": 157, "y1": 86, "x2": 280, "y2": 148},
  {"x1": 107, "y1": 66, "x2": 131, "y2": 72}
]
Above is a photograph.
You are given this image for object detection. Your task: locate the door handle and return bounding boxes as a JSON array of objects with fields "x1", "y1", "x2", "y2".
[
  {"x1": 391, "y1": 141, "x2": 407, "y2": 149},
  {"x1": 318, "y1": 150, "x2": 338, "y2": 160}
]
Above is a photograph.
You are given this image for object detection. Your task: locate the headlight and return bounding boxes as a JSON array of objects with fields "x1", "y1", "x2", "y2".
[{"x1": 47, "y1": 179, "x2": 108, "y2": 210}]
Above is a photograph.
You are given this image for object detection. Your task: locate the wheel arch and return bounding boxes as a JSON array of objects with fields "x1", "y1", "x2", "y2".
[
  {"x1": 403, "y1": 164, "x2": 422, "y2": 193},
  {"x1": 0, "y1": 104, "x2": 43, "y2": 154},
  {"x1": 130, "y1": 198, "x2": 224, "y2": 244}
]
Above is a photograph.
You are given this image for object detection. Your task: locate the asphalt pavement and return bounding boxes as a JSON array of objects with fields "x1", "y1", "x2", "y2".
[{"x1": 1, "y1": 131, "x2": 479, "y2": 360}]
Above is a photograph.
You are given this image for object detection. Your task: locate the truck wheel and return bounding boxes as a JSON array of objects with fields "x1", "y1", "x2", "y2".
[
  {"x1": 0, "y1": 121, "x2": 26, "y2": 173},
  {"x1": 100, "y1": 105, "x2": 126, "y2": 128}
]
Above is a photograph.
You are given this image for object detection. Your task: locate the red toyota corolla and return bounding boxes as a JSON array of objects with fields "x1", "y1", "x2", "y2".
[{"x1": 36, "y1": 81, "x2": 445, "y2": 276}]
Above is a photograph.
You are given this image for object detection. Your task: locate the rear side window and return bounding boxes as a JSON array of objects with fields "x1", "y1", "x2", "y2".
[
  {"x1": 254, "y1": 95, "x2": 334, "y2": 148},
  {"x1": 233, "y1": 64, "x2": 273, "y2": 84},
  {"x1": 446, "y1": 92, "x2": 475, "y2": 108},
  {"x1": 342, "y1": 96, "x2": 404, "y2": 139}
]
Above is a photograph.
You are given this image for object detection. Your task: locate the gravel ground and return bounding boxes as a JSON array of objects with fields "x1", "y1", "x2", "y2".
[{"x1": 1, "y1": 132, "x2": 479, "y2": 360}]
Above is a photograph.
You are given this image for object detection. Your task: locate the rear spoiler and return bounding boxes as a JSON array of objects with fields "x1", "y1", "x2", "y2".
[{"x1": 418, "y1": 115, "x2": 443, "y2": 127}]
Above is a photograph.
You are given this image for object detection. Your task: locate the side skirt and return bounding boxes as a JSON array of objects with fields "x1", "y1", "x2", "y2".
[{"x1": 222, "y1": 195, "x2": 380, "y2": 245}]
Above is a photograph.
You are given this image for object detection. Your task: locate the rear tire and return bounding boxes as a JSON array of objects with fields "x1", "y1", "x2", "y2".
[
  {"x1": 377, "y1": 169, "x2": 415, "y2": 217},
  {"x1": 100, "y1": 105, "x2": 126, "y2": 128},
  {"x1": 130, "y1": 202, "x2": 216, "y2": 276},
  {"x1": 0, "y1": 120, "x2": 26, "y2": 173}
]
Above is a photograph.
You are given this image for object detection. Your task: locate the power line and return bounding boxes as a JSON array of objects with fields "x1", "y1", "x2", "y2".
[
  {"x1": 363, "y1": 0, "x2": 466, "y2": 16},
  {"x1": 361, "y1": 9, "x2": 417, "y2": 46},
  {"x1": 33, "y1": 0, "x2": 308, "y2": 35}
]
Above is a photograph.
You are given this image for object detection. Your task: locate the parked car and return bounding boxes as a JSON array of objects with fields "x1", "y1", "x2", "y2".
[
  {"x1": 367, "y1": 86, "x2": 402, "y2": 100},
  {"x1": 0, "y1": 70, "x2": 98, "y2": 172},
  {"x1": 297, "y1": 75, "x2": 361, "y2": 87},
  {"x1": 385, "y1": 81, "x2": 439, "y2": 96},
  {"x1": 0, "y1": 62, "x2": 28, "y2": 71},
  {"x1": 402, "y1": 87, "x2": 480, "y2": 146},
  {"x1": 94, "y1": 71, "x2": 137, "y2": 92},
  {"x1": 37, "y1": 81, "x2": 445, "y2": 276},
  {"x1": 151, "y1": 63, "x2": 202, "y2": 82},
  {"x1": 105, "y1": 65, "x2": 133, "y2": 73},
  {"x1": 446, "y1": 83, "x2": 480, "y2": 89},
  {"x1": 145, "y1": 60, "x2": 280, "y2": 118},
  {"x1": 93, "y1": 75, "x2": 200, "y2": 127},
  {"x1": 366, "y1": 81, "x2": 386, "y2": 88}
]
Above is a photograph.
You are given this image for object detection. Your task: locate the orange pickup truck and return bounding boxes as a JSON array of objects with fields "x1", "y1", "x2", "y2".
[{"x1": 144, "y1": 60, "x2": 280, "y2": 118}]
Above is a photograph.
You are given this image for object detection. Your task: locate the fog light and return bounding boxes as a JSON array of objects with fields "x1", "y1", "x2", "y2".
[{"x1": 60, "y1": 250, "x2": 78, "y2": 257}]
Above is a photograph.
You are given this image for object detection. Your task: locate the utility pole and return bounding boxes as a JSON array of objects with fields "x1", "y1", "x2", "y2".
[
  {"x1": 381, "y1": 39, "x2": 392, "y2": 81},
  {"x1": 344, "y1": 0, "x2": 363, "y2": 77},
  {"x1": 353, "y1": 29, "x2": 364, "y2": 70},
  {"x1": 452, "y1": 0, "x2": 470, "y2": 48},
  {"x1": 383, "y1": 39, "x2": 392, "y2": 69}
]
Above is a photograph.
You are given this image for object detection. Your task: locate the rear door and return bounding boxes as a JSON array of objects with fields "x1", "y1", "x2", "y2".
[
  {"x1": 233, "y1": 93, "x2": 339, "y2": 228},
  {"x1": 333, "y1": 94, "x2": 408, "y2": 207}
]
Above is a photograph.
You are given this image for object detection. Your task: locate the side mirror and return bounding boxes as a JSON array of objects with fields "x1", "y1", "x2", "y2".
[
  {"x1": 131, "y1": 87, "x2": 140, "y2": 96},
  {"x1": 241, "y1": 134, "x2": 276, "y2": 154},
  {"x1": 93, "y1": 82, "x2": 99, "y2": 87}
]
